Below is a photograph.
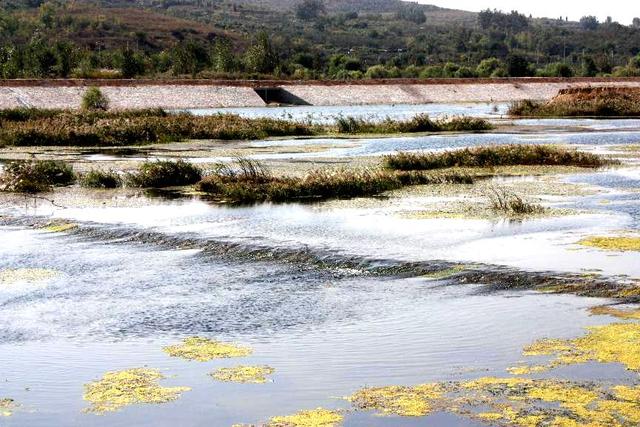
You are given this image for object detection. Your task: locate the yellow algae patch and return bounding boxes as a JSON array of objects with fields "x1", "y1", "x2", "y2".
[
  {"x1": 163, "y1": 337, "x2": 252, "y2": 361},
  {"x1": 83, "y1": 368, "x2": 190, "y2": 414},
  {"x1": 347, "y1": 383, "x2": 444, "y2": 416},
  {"x1": 210, "y1": 365, "x2": 274, "y2": 384},
  {"x1": 589, "y1": 305, "x2": 640, "y2": 320},
  {"x1": 520, "y1": 323, "x2": 640, "y2": 372},
  {"x1": 266, "y1": 408, "x2": 343, "y2": 427},
  {"x1": 0, "y1": 268, "x2": 58, "y2": 285},
  {"x1": 506, "y1": 365, "x2": 549, "y2": 375},
  {"x1": 42, "y1": 223, "x2": 78, "y2": 233},
  {"x1": 0, "y1": 398, "x2": 16, "y2": 417},
  {"x1": 578, "y1": 235, "x2": 640, "y2": 252}
]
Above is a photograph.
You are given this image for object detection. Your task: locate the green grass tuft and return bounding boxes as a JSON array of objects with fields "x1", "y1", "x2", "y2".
[
  {"x1": 127, "y1": 160, "x2": 202, "y2": 188},
  {"x1": 80, "y1": 170, "x2": 122, "y2": 189},
  {"x1": 0, "y1": 160, "x2": 75, "y2": 193}
]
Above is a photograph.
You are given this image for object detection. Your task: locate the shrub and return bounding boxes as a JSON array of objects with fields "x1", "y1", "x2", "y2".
[
  {"x1": 81, "y1": 87, "x2": 109, "y2": 111},
  {"x1": 383, "y1": 145, "x2": 614, "y2": 171},
  {"x1": 0, "y1": 160, "x2": 75, "y2": 193},
  {"x1": 80, "y1": 169, "x2": 122, "y2": 188},
  {"x1": 127, "y1": 160, "x2": 202, "y2": 188}
]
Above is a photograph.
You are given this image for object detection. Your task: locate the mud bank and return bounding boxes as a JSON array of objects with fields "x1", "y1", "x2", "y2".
[{"x1": 2, "y1": 79, "x2": 640, "y2": 109}]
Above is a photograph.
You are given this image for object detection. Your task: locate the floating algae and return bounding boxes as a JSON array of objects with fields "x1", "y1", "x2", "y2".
[
  {"x1": 42, "y1": 223, "x2": 78, "y2": 233},
  {"x1": 266, "y1": 408, "x2": 343, "y2": 427},
  {"x1": 347, "y1": 383, "x2": 445, "y2": 416},
  {"x1": 0, "y1": 268, "x2": 58, "y2": 285},
  {"x1": 163, "y1": 337, "x2": 252, "y2": 361},
  {"x1": 348, "y1": 377, "x2": 640, "y2": 427},
  {"x1": 83, "y1": 368, "x2": 190, "y2": 414},
  {"x1": 422, "y1": 265, "x2": 466, "y2": 280},
  {"x1": 210, "y1": 365, "x2": 274, "y2": 384},
  {"x1": 0, "y1": 398, "x2": 16, "y2": 417},
  {"x1": 578, "y1": 235, "x2": 640, "y2": 252}
]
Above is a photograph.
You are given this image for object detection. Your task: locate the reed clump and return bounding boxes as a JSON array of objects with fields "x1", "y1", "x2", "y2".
[
  {"x1": 80, "y1": 169, "x2": 122, "y2": 189},
  {"x1": 196, "y1": 158, "x2": 473, "y2": 203},
  {"x1": 0, "y1": 159, "x2": 75, "y2": 193},
  {"x1": 383, "y1": 145, "x2": 614, "y2": 171},
  {"x1": 335, "y1": 114, "x2": 492, "y2": 134},
  {"x1": 488, "y1": 188, "x2": 547, "y2": 216},
  {"x1": 508, "y1": 87, "x2": 640, "y2": 117},
  {"x1": 127, "y1": 160, "x2": 202, "y2": 188}
]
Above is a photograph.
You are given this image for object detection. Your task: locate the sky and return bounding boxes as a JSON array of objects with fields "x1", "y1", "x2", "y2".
[{"x1": 416, "y1": 0, "x2": 639, "y2": 25}]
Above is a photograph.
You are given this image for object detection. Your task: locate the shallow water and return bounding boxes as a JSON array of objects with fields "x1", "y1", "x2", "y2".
[{"x1": 2, "y1": 103, "x2": 640, "y2": 426}]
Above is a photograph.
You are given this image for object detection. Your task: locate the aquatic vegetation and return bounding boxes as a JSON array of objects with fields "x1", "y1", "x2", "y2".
[
  {"x1": 0, "y1": 398, "x2": 16, "y2": 417},
  {"x1": 589, "y1": 305, "x2": 640, "y2": 320},
  {"x1": 347, "y1": 383, "x2": 444, "y2": 416},
  {"x1": 335, "y1": 114, "x2": 492, "y2": 134},
  {"x1": 42, "y1": 223, "x2": 78, "y2": 233},
  {"x1": 383, "y1": 144, "x2": 614, "y2": 171},
  {"x1": 0, "y1": 159, "x2": 75, "y2": 193},
  {"x1": 266, "y1": 408, "x2": 343, "y2": 427},
  {"x1": 0, "y1": 268, "x2": 59, "y2": 284},
  {"x1": 163, "y1": 337, "x2": 252, "y2": 361},
  {"x1": 83, "y1": 368, "x2": 190, "y2": 414},
  {"x1": 488, "y1": 187, "x2": 547, "y2": 217},
  {"x1": 508, "y1": 87, "x2": 640, "y2": 117},
  {"x1": 422, "y1": 265, "x2": 466, "y2": 280},
  {"x1": 127, "y1": 160, "x2": 202, "y2": 188},
  {"x1": 578, "y1": 235, "x2": 640, "y2": 252},
  {"x1": 80, "y1": 170, "x2": 122, "y2": 189},
  {"x1": 210, "y1": 365, "x2": 274, "y2": 383},
  {"x1": 197, "y1": 158, "x2": 473, "y2": 203}
]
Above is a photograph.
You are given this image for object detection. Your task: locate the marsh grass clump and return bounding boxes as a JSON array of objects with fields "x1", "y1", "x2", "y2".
[
  {"x1": 383, "y1": 144, "x2": 613, "y2": 171},
  {"x1": 197, "y1": 158, "x2": 473, "y2": 204},
  {"x1": 488, "y1": 188, "x2": 547, "y2": 216},
  {"x1": 81, "y1": 87, "x2": 109, "y2": 111},
  {"x1": 266, "y1": 408, "x2": 343, "y2": 427},
  {"x1": 508, "y1": 87, "x2": 640, "y2": 117},
  {"x1": 163, "y1": 337, "x2": 252, "y2": 361},
  {"x1": 80, "y1": 169, "x2": 122, "y2": 189},
  {"x1": 335, "y1": 114, "x2": 492, "y2": 134},
  {"x1": 127, "y1": 160, "x2": 202, "y2": 188},
  {"x1": 0, "y1": 159, "x2": 75, "y2": 193},
  {"x1": 83, "y1": 368, "x2": 190, "y2": 414}
]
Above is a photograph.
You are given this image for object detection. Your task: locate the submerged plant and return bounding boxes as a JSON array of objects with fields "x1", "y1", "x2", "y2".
[
  {"x1": 163, "y1": 337, "x2": 252, "y2": 361},
  {"x1": 266, "y1": 408, "x2": 343, "y2": 427},
  {"x1": 210, "y1": 365, "x2": 274, "y2": 384},
  {"x1": 0, "y1": 268, "x2": 59, "y2": 285},
  {"x1": 83, "y1": 368, "x2": 190, "y2": 414},
  {"x1": 127, "y1": 160, "x2": 202, "y2": 188}
]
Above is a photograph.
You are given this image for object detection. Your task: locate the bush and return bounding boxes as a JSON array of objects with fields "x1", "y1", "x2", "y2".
[
  {"x1": 127, "y1": 160, "x2": 202, "y2": 188},
  {"x1": 383, "y1": 144, "x2": 614, "y2": 171},
  {"x1": 0, "y1": 160, "x2": 75, "y2": 193},
  {"x1": 81, "y1": 87, "x2": 109, "y2": 111},
  {"x1": 80, "y1": 169, "x2": 122, "y2": 188}
]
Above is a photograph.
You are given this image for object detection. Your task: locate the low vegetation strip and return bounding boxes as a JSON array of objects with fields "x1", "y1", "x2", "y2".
[
  {"x1": 383, "y1": 145, "x2": 614, "y2": 171},
  {"x1": 0, "y1": 108, "x2": 492, "y2": 147},
  {"x1": 196, "y1": 158, "x2": 473, "y2": 204},
  {"x1": 508, "y1": 87, "x2": 640, "y2": 117}
]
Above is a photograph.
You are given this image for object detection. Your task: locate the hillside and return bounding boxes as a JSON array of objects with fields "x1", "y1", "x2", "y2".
[{"x1": 1, "y1": 0, "x2": 639, "y2": 80}]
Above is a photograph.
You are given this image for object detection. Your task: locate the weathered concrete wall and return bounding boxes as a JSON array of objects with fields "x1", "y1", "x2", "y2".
[
  {"x1": 0, "y1": 85, "x2": 266, "y2": 109},
  {"x1": 282, "y1": 81, "x2": 640, "y2": 106},
  {"x1": 2, "y1": 79, "x2": 640, "y2": 109}
]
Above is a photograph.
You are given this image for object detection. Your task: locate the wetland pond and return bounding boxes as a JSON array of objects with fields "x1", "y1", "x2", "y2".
[{"x1": 1, "y1": 103, "x2": 640, "y2": 426}]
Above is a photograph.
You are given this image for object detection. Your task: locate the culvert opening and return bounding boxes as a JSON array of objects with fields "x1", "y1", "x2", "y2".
[{"x1": 253, "y1": 87, "x2": 310, "y2": 105}]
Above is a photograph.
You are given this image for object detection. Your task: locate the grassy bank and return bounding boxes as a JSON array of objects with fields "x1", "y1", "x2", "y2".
[
  {"x1": 383, "y1": 144, "x2": 614, "y2": 171},
  {"x1": 508, "y1": 87, "x2": 640, "y2": 117},
  {"x1": 0, "y1": 108, "x2": 492, "y2": 147},
  {"x1": 196, "y1": 158, "x2": 473, "y2": 204}
]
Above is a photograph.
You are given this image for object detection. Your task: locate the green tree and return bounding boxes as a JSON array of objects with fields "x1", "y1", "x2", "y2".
[
  {"x1": 581, "y1": 56, "x2": 598, "y2": 77},
  {"x1": 476, "y1": 58, "x2": 505, "y2": 77},
  {"x1": 119, "y1": 47, "x2": 146, "y2": 78},
  {"x1": 211, "y1": 38, "x2": 236, "y2": 73},
  {"x1": 295, "y1": 0, "x2": 325, "y2": 21},
  {"x1": 81, "y1": 87, "x2": 109, "y2": 111},
  {"x1": 243, "y1": 32, "x2": 278, "y2": 74},
  {"x1": 172, "y1": 39, "x2": 209, "y2": 76},
  {"x1": 580, "y1": 16, "x2": 599, "y2": 30},
  {"x1": 506, "y1": 54, "x2": 532, "y2": 77}
]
